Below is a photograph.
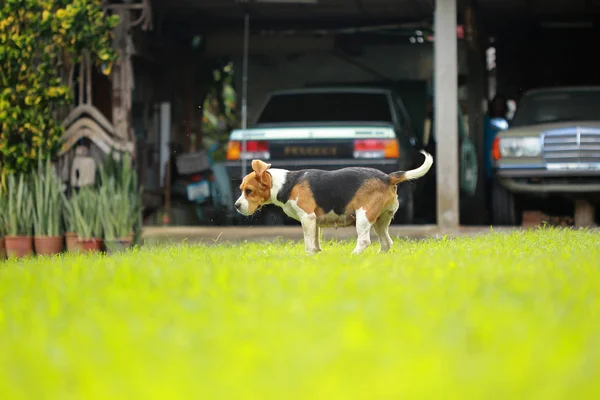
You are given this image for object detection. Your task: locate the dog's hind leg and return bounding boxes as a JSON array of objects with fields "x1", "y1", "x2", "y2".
[
  {"x1": 374, "y1": 211, "x2": 394, "y2": 253},
  {"x1": 314, "y1": 226, "x2": 322, "y2": 252},
  {"x1": 351, "y1": 208, "x2": 373, "y2": 255}
]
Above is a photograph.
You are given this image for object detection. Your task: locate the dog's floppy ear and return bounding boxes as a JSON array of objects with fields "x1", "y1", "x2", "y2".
[{"x1": 252, "y1": 159, "x2": 272, "y2": 187}]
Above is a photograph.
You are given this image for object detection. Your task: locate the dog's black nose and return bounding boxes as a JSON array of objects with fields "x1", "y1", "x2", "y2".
[{"x1": 235, "y1": 202, "x2": 242, "y2": 210}]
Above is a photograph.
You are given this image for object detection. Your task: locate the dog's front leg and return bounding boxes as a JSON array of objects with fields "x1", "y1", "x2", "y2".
[{"x1": 300, "y1": 214, "x2": 319, "y2": 255}]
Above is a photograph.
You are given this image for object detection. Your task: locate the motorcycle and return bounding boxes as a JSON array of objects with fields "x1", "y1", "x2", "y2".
[{"x1": 172, "y1": 143, "x2": 232, "y2": 225}]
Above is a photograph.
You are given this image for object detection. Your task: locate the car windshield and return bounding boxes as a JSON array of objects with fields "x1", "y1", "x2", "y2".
[
  {"x1": 256, "y1": 92, "x2": 393, "y2": 124},
  {"x1": 511, "y1": 90, "x2": 600, "y2": 127}
]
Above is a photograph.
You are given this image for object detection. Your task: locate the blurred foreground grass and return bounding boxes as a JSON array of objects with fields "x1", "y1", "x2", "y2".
[{"x1": 1, "y1": 228, "x2": 600, "y2": 399}]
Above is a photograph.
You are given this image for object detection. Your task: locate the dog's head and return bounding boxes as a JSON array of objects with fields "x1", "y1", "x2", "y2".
[{"x1": 234, "y1": 159, "x2": 273, "y2": 215}]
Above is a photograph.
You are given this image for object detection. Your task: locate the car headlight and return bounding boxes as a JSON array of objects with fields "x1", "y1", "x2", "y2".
[{"x1": 499, "y1": 137, "x2": 541, "y2": 157}]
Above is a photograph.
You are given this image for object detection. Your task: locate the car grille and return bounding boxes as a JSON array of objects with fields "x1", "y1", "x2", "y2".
[{"x1": 542, "y1": 127, "x2": 600, "y2": 163}]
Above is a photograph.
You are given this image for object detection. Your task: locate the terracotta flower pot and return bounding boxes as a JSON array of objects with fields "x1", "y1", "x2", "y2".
[
  {"x1": 78, "y1": 238, "x2": 103, "y2": 253},
  {"x1": 4, "y1": 236, "x2": 34, "y2": 259},
  {"x1": 34, "y1": 236, "x2": 64, "y2": 256},
  {"x1": 0, "y1": 238, "x2": 6, "y2": 260},
  {"x1": 65, "y1": 232, "x2": 82, "y2": 253}
]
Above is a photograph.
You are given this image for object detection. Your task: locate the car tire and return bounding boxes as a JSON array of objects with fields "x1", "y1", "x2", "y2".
[
  {"x1": 492, "y1": 181, "x2": 521, "y2": 226},
  {"x1": 395, "y1": 184, "x2": 415, "y2": 224}
]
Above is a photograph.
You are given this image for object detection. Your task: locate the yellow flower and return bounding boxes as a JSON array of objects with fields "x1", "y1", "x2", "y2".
[
  {"x1": 101, "y1": 62, "x2": 112, "y2": 76},
  {"x1": 42, "y1": 11, "x2": 50, "y2": 22},
  {"x1": 56, "y1": 9, "x2": 67, "y2": 19},
  {"x1": 66, "y1": 5, "x2": 77, "y2": 18},
  {"x1": 47, "y1": 87, "x2": 66, "y2": 97}
]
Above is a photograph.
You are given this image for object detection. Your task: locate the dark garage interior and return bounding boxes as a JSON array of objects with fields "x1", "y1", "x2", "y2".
[{"x1": 137, "y1": 0, "x2": 600, "y2": 228}]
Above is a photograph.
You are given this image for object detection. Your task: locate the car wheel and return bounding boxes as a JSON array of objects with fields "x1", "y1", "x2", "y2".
[
  {"x1": 395, "y1": 184, "x2": 415, "y2": 224},
  {"x1": 492, "y1": 181, "x2": 521, "y2": 226}
]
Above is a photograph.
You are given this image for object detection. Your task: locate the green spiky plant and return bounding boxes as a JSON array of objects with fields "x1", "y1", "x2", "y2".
[
  {"x1": 61, "y1": 191, "x2": 77, "y2": 235},
  {"x1": 0, "y1": 184, "x2": 5, "y2": 258},
  {"x1": 32, "y1": 158, "x2": 64, "y2": 237},
  {"x1": 70, "y1": 187, "x2": 102, "y2": 240},
  {"x1": 98, "y1": 184, "x2": 116, "y2": 241},
  {"x1": 98, "y1": 151, "x2": 143, "y2": 242},
  {"x1": 5, "y1": 174, "x2": 34, "y2": 237},
  {"x1": 0, "y1": 185, "x2": 7, "y2": 238}
]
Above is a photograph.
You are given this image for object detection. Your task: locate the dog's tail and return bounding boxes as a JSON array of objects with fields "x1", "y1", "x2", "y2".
[{"x1": 388, "y1": 150, "x2": 434, "y2": 185}]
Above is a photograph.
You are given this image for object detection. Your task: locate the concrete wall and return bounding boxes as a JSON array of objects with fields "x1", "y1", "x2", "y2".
[{"x1": 231, "y1": 41, "x2": 468, "y2": 123}]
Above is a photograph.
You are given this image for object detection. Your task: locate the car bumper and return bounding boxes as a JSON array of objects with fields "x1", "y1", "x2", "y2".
[{"x1": 495, "y1": 164, "x2": 600, "y2": 193}]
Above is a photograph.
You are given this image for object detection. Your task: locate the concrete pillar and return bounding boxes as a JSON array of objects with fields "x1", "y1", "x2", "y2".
[
  {"x1": 434, "y1": 0, "x2": 460, "y2": 229},
  {"x1": 574, "y1": 200, "x2": 596, "y2": 227},
  {"x1": 464, "y1": 4, "x2": 488, "y2": 225}
]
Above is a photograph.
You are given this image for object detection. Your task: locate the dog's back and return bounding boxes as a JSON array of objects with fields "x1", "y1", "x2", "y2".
[{"x1": 277, "y1": 167, "x2": 389, "y2": 215}]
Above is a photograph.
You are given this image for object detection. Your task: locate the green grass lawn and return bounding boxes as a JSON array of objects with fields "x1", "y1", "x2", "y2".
[{"x1": 1, "y1": 228, "x2": 600, "y2": 399}]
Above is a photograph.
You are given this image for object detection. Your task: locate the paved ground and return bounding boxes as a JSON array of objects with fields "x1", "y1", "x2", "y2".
[{"x1": 142, "y1": 225, "x2": 520, "y2": 245}]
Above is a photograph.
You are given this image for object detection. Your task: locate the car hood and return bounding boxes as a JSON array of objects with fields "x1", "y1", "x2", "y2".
[{"x1": 500, "y1": 121, "x2": 600, "y2": 137}]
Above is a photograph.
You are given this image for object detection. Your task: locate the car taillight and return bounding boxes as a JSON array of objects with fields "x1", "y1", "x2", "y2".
[
  {"x1": 226, "y1": 141, "x2": 241, "y2": 160},
  {"x1": 226, "y1": 140, "x2": 270, "y2": 161},
  {"x1": 492, "y1": 136, "x2": 501, "y2": 161},
  {"x1": 354, "y1": 139, "x2": 399, "y2": 159}
]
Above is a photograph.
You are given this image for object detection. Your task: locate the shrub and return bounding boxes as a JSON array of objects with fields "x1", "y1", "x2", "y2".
[{"x1": 0, "y1": 0, "x2": 120, "y2": 177}]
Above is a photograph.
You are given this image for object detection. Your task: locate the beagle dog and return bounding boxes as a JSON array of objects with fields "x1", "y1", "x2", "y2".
[{"x1": 235, "y1": 150, "x2": 433, "y2": 255}]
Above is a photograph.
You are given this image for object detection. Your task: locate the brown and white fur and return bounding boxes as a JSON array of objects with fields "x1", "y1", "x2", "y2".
[{"x1": 235, "y1": 150, "x2": 433, "y2": 255}]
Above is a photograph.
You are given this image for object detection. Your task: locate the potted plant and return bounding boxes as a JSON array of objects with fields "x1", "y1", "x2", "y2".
[
  {"x1": 71, "y1": 187, "x2": 103, "y2": 252},
  {"x1": 0, "y1": 186, "x2": 7, "y2": 260},
  {"x1": 32, "y1": 158, "x2": 64, "y2": 256},
  {"x1": 99, "y1": 185, "x2": 140, "y2": 253},
  {"x1": 4, "y1": 174, "x2": 35, "y2": 258},
  {"x1": 98, "y1": 152, "x2": 143, "y2": 252},
  {"x1": 62, "y1": 192, "x2": 80, "y2": 252}
]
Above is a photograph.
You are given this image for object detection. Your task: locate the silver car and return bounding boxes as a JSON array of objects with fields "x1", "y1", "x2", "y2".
[{"x1": 492, "y1": 86, "x2": 600, "y2": 225}]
